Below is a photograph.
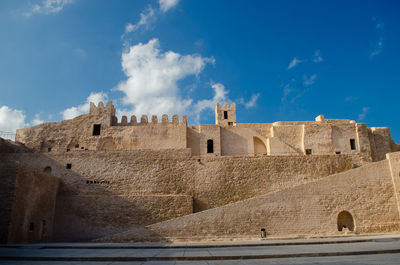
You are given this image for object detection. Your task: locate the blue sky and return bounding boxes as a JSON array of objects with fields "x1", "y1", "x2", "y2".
[{"x1": 1, "y1": 0, "x2": 400, "y2": 142}]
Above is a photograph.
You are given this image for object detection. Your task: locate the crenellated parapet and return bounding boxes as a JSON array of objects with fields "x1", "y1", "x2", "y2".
[
  {"x1": 215, "y1": 102, "x2": 236, "y2": 126},
  {"x1": 89, "y1": 101, "x2": 116, "y2": 117},
  {"x1": 112, "y1": 114, "x2": 188, "y2": 126}
]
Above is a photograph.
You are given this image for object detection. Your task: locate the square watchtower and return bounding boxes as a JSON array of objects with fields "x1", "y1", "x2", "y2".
[{"x1": 215, "y1": 103, "x2": 236, "y2": 126}]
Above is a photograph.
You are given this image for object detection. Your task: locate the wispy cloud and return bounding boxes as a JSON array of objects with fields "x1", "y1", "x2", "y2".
[
  {"x1": 288, "y1": 57, "x2": 302, "y2": 69},
  {"x1": 25, "y1": 0, "x2": 73, "y2": 16},
  {"x1": 159, "y1": 0, "x2": 180, "y2": 13},
  {"x1": 312, "y1": 50, "x2": 323, "y2": 63},
  {"x1": 238, "y1": 93, "x2": 261, "y2": 109},
  {"x1": 345, "y1": 96, "x2": 357, "y2": 102},
  {"x1": 358, "y1": 107, "x2": 370, "y2": 121},
  {"x1": 244, "y1": 93, "x2": 260, "y2": 109},
  {"x1": 124, "y1": 6, "x2": 156, "y2": 34},
  {"x1": 192, "y1": 83, "x2": 228, "y2": 123},
  {"x1": 303, "y1": 74, "x2": 317, "y2": 86},
  {"x1": 74, "y1": 47, "x2": 87, "y2": 60},
  {"x1": 370, "y1": 17, "x2": 384, "y2": 57},
  {"x1": 123, "y1": 0, "x2": 180, "y2": 37}
]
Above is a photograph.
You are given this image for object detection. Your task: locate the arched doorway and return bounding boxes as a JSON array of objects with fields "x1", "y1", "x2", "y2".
[
  {"x1": 337, "y1": 211, "x2": 355, "y2": 232},
  {"x1": 253, "y1": 137, "x2": 267, "y2": 154}
]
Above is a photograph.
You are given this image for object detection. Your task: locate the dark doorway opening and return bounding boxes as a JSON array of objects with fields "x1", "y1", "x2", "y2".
[
  {"x1": 350, "y1": 139, "x2": 356, "y2": 150},
  {"x1": 337, "y1": 211, "x2": 355, "y2": 232},
  {"x1": 207, "y1": 139, "x2": 214, "y2": 153}
]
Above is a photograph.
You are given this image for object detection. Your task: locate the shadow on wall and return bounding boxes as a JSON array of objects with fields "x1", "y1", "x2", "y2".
[
  {"x1": 1, "y1": 140, "x2": 171, "y2": 243},
  {"x1": 52, "y1": 159, "x2": 172, "y2": 242}
]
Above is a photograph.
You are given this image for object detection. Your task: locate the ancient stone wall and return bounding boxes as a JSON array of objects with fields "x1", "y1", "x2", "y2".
[
  {"x1": 145, "y1": 154, "x2": 400, "y2": 241},
  {"x1": 0, "y1": 160, "x2": 17, "y2": 243},
  {"x1": 193, "y1": 154, "x2": 353, "y2": 211},
  {"x1": 3, "y1": 147, "x2": 354, "y2": 241},
  {"x1": 7, "y1": 165, "x2": 59, "y2": 243}
]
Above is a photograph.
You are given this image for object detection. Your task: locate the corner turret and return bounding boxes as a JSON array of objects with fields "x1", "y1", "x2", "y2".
[{"x1": 215, "y1": 102, "x2": 236, "y2": 126}]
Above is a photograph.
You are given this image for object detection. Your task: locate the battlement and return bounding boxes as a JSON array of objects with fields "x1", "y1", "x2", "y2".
[
  {"x1": 89, "y1": 101, "x2": 116, "y2": 117},
  {"x1": 111, "y1": 114, "x2": 187, "y2": 126}
]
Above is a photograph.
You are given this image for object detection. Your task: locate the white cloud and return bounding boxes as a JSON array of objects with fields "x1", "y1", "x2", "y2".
[
  {"x1": 62, "y1": 92, "x2": 108, "y2": 120},
  {"x1": 114, "y1": 38, "x2": 214, "y2": 118},
  {"x1": 303, "y1": 74, "x2": 317, "y2": 86},
  {"x1": 243, "y1": 93, "x2": 260, "y2": 109},
  {"x1": 358, "y1": 107, "x2": 370, "y2": 121},
  {"x1": 0, "y1": 106, "x2": 27, "y2": 138},
  {"x1": 192, "y1": 83, "x2": 228, "y2": 122},
  {"x1": 288, "y1": 57, "x2": 302, "y2": 69},
  {"x1": 124, "y1": 6, "x2": 155, "y2": 34},
  {"x1": 313, "y1": 50, "x2": 323, "y2": 63},
  {"x1": 31, "y1": 113, "x2": 45, "y2": 126},
  {"x1": 159, "y1": 0, "x2": 180, "y2": 12},
  {"x1": 28, "y1": 0, "x2": 73, "y2": 15}
]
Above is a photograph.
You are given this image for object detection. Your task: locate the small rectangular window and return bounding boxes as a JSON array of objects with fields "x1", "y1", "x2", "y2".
[
  {"x1": 336, "y1": 151, "x2": 341, "y2": 154},
  {"x1": 29, "y1": 222, "x2": 34, "y2": 232},
  {"x1": 93, "y1": 124, "x2": 101, "y2": 136},
  {"x1": 224, "y1": 111, "x2": 228, "y2": 119},
  {"x1": 48, "y1": 147, "x2": 51, "y2": 152},
  {"x1": 305, "y1": 149, "x2": 312, "y2": 155},
  {"x1": 66, "y1": 163, "x2": 72, "y2": 169},
  {"x1": 350, "y1": 139, "x2": 356, "y2": 150}
]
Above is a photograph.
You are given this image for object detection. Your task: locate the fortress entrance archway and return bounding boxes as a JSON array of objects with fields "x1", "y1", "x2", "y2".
[
  {"x1": 253, "y1": 137, "x2": 267, "y2": 155},
  {"x1": 337, "y1": 211, "x2": 354, "y2": 232}
]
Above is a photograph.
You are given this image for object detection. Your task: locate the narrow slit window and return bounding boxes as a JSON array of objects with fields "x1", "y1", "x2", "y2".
[
  {"x1": 93, "y1": 124, "x2": 101, "y2": 136},
  {"x1": 223, "y1": 111, "x2": 228, "y2": 119},
  {"x1": 207, "y1": 139, "x2": 214, "y2": 153},
  {"x1": 350, "y1": 139, "x2": 356, "y2": 150}
]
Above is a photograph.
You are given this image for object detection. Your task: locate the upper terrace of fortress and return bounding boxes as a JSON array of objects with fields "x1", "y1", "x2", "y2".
[{"x1": 15, "y1": 101, "x2": 400, "y2": 160}]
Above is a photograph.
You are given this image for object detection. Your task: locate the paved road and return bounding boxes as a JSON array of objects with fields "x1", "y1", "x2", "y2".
[{"x1": 1, "y1": 234, "x2": 400, "y2": 264}]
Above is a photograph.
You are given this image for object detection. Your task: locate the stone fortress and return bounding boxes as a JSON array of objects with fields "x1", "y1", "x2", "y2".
[{"x1": 1, "y1": 101, "x2": 400, "y2": 243}]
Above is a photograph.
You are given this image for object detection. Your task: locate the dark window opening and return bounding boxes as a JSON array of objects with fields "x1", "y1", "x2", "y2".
[
  {"x1": 350, "y1": 139, "x2": 356, "y2": 150},
  {"x1": 74, "y1": 143, "x2": 79, "y2": 148},
  {"x1": 66, "y1": 148, "x2": 70, "y2": 152},
  {"x1": 207, "y1": 139, "x2": 214, "y2": 153},
  {"x1": 305, "y1": 149, "x2": 312, "y2": 155},
  {"x1": 48, "y1": 147, "x2": 51, "y2": 152},
  {"x1": 93, "y1": 124, "x2": 101, "y2": 136},
  {"x1": 336, "y1": 151, "x2": 341, "y2": 154},
  {"x1": 43, "y1": 166, "x2": 52, "y2": 174},
  {"x1": 66, "y1": 163, "x2": 72, "y2": 169},
  {"x1": 81, "y1": 147, "x2": 84, "y2": 149},
  {"x1": 29, "y1": 222, "x2": 34, "y2": 232},
  {"x1": 228, "y1": 122, "x2": 233, "y2": 126},
  {"x1": 223, "y1": 111, "x2": 228, "y2": 119}
]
